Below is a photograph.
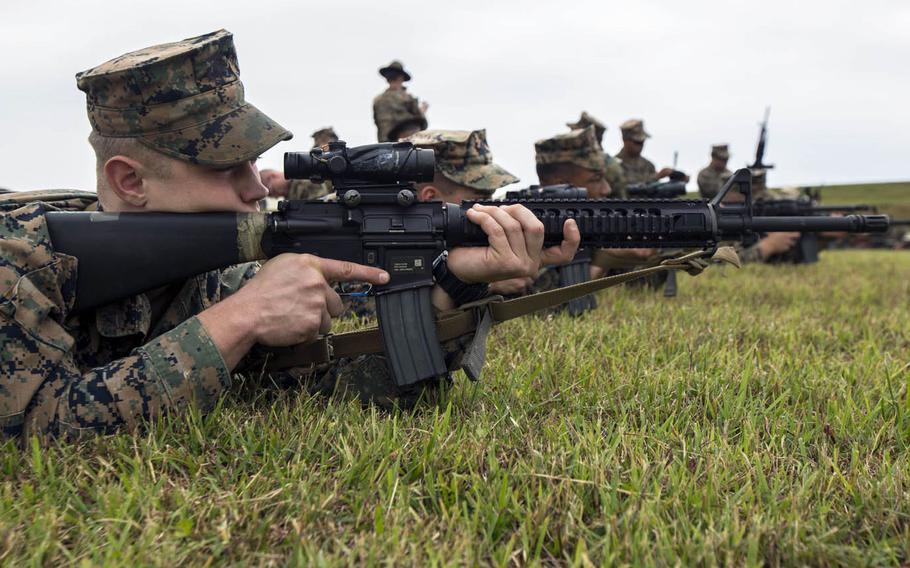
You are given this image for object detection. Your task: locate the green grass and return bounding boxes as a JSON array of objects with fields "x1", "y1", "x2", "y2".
[
  {"x1": 804, "y1": 182, "x2": 910, "y2": 219},
  {"x1": 3, "y1": 251, "x2": 910, "y2": 566}
]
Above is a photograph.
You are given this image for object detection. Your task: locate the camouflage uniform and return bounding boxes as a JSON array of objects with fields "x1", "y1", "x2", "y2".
[
  {"x1": 566, "y1": 111, "x2": 627, "y2": 197},
  {"x1": 0, "y1": 31, "x2": 464, "y2": 440},
  {"x1": 531, "y1": 127, "x2": 603, "y2": 302},
  {"x1": 535, "y1": 126, "x2": 606, "y2": 174},
  {"x1": 616, "y1": 119, "x2": 658, "y2": 185},
  {"x1": 405, "y1": 129, "x2": 519, "y2": 192},
  {"x1": 697, "y1": 144, "x2": 732, "y2": 199},
  {"x1": 373, "y1": 61, "x2": 427, "y2": 142}
]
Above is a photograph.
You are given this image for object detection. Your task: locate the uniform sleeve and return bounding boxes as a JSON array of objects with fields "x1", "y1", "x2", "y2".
[
  {"x1": 0, "y1": 204, "x2": 232, "y2": 440},
  {"x1": 738, "y1": 242, "x2": 764, "y2": 264}
]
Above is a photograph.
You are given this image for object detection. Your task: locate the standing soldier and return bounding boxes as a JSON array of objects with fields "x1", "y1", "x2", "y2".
[
  {"x1": 697, "y1": 144, "x2": 732, "y2": 199},
  {"x1": 372, "y1": 60, "x2": 428, "y2": 142},
  {"x1": 566, "y1": 111, "x2": 627, "y2": 197},
  {"x1": 615, "y1": 119, "x2": 681, "y2": 185},
  {"x1": 260, "y1": 127, "x2": 339, "y2": 200}
]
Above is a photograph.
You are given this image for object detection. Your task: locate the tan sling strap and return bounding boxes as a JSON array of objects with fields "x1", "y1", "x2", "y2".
[{"x1": 262, "y1": 247, "x2": 740, "y2": 371}]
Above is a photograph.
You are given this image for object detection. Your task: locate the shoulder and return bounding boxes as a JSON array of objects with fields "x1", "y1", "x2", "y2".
[
  {"x1": 0, "y1": 189, "x2": 97, "y2": 213},
  {"x1": 1, "y1": 202, "x2": 79, "y2": 326}
]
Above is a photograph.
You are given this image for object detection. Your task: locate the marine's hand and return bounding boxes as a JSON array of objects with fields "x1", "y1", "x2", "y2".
[
  {"x1": 758, "y1": 232, "x2": 800, "y2": 258},
  {"x1": 656, "y1": 167, "x2": 675, "y2": 180},
  {"x1": 539, "y1": 219, "x2": 581, "y2": 267},
  {"x1": 197, "y1": 254, "x2": 389, "y2": 368},
  {"x1": 260, "y1": 169, "x2": 290, "y2": 197},
  {"x1": 448, "y1": 204, "x2": 545, "y2": 283},
  {"x1": 419, "y1": 101, "x2": 429, "y2": 114},
  {"x1": 489, "y1": 277, "x2": 535, "y2": 296}
]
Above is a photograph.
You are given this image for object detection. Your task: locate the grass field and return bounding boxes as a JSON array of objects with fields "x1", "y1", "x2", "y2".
[
  {"x1": 790, "y1": 182, "x2": 910, "y2": 220},
  {"x1": 2, "y1": 251, "x2": 909, "y2": 566}
]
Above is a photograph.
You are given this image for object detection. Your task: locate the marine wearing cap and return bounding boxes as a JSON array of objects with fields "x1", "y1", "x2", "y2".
[
  {"x1": 535, "y1": 126, "x2": 605, "y2": 173},
  {"x1": 76, "y1": 29, "x2": 292, "y2": 166},
  {"x1": 697, "y1": 144, "x2": 732, "y2": 199},
  {"x1": 311, "y1": 127, "x2": 339, "y2": 148},
  {"x1": 616, "y1": 119, "x2": 665, "y2": 185},
  {"x1": 405, "y1": 129, "x2": 518, "y2": 194},
  {"x1": 566, "y1": 111, "x2": 627, "y2": 197},
  {"x1": 373, "y1": 60, "x2": 428, "y2": 142}
]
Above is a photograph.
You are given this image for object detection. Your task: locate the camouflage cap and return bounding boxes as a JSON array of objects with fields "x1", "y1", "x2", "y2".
[
  {"x1": 535, "y1": 126, "x2": 604, "y2": 172},
  {"x1": 379, "y1": 60, "x2": 411, "y2": 81},
  {"x1": 404, "y1": 129, "x2": 518, "y2": 192},
  {"x1": 311, "y1": 127, "x2": 338, "y2": 145},
  {"x1": 567, "y1": 111, "x2": 606, "y2": 142},
  {"x1": 75, "y1": 29, "x2": 292, "y2": 166},
  {"x1": 711, "y1": 144, "x2": 730, "y2": 160},
  {"x1": 620, "y1": 119, "x2": 650, "y2": 142}
]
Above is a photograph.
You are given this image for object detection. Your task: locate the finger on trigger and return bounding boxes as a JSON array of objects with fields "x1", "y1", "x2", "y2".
[{"x1": 320, "y1": 258, "x2": 390, "y2": 285}]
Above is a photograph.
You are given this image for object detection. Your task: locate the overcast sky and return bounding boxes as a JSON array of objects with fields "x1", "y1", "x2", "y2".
[{"x1": 1, "y1": 0, "x2": 908, "y2": 193}]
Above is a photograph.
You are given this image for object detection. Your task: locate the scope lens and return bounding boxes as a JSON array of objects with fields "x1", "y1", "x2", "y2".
[{"x1": 284, "y1": 152, "x2": 317, "y2": 180}]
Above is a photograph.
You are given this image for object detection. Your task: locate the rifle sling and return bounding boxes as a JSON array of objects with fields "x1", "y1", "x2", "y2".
[{"x1": 262, "y1": 249, "x2": 724, "y2": 370}]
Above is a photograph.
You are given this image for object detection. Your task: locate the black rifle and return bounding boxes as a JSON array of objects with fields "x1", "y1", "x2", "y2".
[
  {"x1": 44, "y1": 141, "x2": 888, "y2": 388},
  {"x1": 506, "y1": 184, "x2": 595, "y2": 316},
  {"x1": 626, "y1": 180, "x2": 687, "y2": 199},
  {"x1": 624, "y1": 171, "x2": 689, "y2": 296},
  {"x1": 750, "y1": 107, "x2": 774, "y2": 171},
  {"x1": 752, "y1": 198, "x2": 878, "y2": 263}
]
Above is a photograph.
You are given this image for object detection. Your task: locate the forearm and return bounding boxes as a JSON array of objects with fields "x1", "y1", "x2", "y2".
[{"x1": 196, "y1": 294, "x2": 259, "y2": 369}]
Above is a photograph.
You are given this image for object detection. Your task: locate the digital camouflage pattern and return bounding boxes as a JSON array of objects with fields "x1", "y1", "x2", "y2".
[
  {"x1": 372, "y1": 88, "x2": 427, "y2": 142},
  {"x1": 619, "y1": 119, "x2": 650, "y2": 143},
  {"x1": 404, "y1": 129, "x2": 518, "y2": 192},
  {"x1": 75, "y1": 29, "x2": 292, "y2": 166},
  {"x1": 0, "y1": 200, "x2": 247, "y2": 440},
  {"x1": 567, "y1": 111, "x2": 606, "y2": 142},
  {"x1": 535, "y1": 126, "x2": 605, "y2": 173},
  {"x1": 286, "y1": 179, "x2": 333, "y2": 201},
  {"x1": 697, "y1": 165, "x2": 731, "y2": 199},
  {"x1": 0, "y1": 189, "x2": 98, "y2": 213},
  {"x1": 565, "y1": 112, "x2": 627, "y2": 197},
  {"x1": 711, "y1": 144, "x2": 730, "y2": 160},
  {"x1": 615, "y1": 150, "x2": 657, "y2": 185}
]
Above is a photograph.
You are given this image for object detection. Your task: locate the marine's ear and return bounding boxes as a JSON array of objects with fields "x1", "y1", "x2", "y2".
[
  {"x1": 102, "y1": 155, "x2": 148, "y2": 208},
  {"x1": 417, "y1": 184, "x2": 444, "y2": 202}
]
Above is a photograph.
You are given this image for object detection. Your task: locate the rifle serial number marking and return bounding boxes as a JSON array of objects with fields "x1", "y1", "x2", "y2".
[{"x1": 390, "y1": 255, "x2": 427, "y2": 273}]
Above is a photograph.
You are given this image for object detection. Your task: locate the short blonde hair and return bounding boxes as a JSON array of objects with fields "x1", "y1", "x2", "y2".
[{"x1": 87, "y1": 132, "x2": 172, "y2": 192}]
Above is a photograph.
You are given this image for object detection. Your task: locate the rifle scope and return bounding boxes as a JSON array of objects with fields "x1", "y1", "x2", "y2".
[
  {"x1": 505, "y1": 184, "x2": 588, "y2": 200},
  {"x1": 284, "y1": 141, "x2": 435, "y2": 184}
]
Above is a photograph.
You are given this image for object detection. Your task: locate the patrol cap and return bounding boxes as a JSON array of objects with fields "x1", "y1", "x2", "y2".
[
  {"x1": 535, "y1": 126, "x2": 604, "y2": 172},
  {"x1": 311, "y1": 127, "x2": 338, "y2": 145},
  {"x1": 567, "y1": 111, "x2": 606, "y2": 143},
  {"x1": 711, "y1": 144, "x2": 730, "y2": 160},
  {"x1": 620, "y1": 119, "x2": 650, "y2": 142},
  {"x1": 404, "y1": 129, "x2": 518, "y2": 192},
  {"x1": 75, "y1": 29, "x2": 292, "y2": 167},
  {"x1": 379, "y1": 60, "x2": 412, "y2": 81}
]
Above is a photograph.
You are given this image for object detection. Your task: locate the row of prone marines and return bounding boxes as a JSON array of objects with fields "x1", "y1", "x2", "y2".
[{"x1": 0, "y1": 29, "x2": 810, "y2": 443}]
